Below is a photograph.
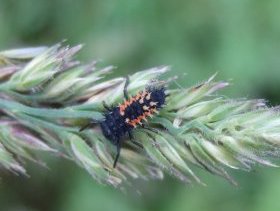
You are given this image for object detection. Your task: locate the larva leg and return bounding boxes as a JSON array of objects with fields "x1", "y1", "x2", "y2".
[
  {"x1": 102, "y1": 101, "x2": 113, "y2": 111},
  {"x1": 141, "y1": 124, "x2": 159, "y2": 134},
  {"x1": 113, "y1": 141, "x2": 121, "y2": 168},
  {"x1": 79, "y1": 119, "x2": 100, "y2": 132},
  {"x1": 124, "y1": 76, "x2": 130, "y2": 100},
  {"x1": 128, "y1": 131, "x2": 143, "y2": 149}
]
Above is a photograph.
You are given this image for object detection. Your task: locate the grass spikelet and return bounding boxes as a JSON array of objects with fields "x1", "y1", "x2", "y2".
[{"x1": 1, "y1": 43, "x2": 280, "y2": 189}]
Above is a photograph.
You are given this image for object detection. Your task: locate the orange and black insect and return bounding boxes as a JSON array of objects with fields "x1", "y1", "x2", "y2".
[{"x1": 80, "y1": 77, "x2": 166, "y2": 168}]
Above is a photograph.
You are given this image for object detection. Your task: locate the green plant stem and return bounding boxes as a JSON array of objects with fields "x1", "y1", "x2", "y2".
[{"x1": 0, "y1": 98, "x2": 103, "y2": 119}]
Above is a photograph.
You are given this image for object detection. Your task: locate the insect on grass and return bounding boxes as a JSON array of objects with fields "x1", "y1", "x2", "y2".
[{"x1": 80, "y1": 76, "x2": 167, "y2": 167}]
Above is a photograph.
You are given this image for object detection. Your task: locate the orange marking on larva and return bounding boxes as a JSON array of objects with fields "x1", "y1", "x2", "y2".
[
  {"x1": 119, "y1": 103, "x2": 126, "y2": 115},
  {"x1": 119, "y1": 99, "x2": 131, "y2": 114},
  {"x1": 128, "y1": 98, "x2": 134, "y2": 104},
  {"x1": 145, "y1": 110, "x2": 154, "y2": 118},
  {"x1": 127, "y1": 113, "x2": 151, "y2": 127},
  {"x1": 133, "y1": 118, "x2": 142, "y2": 125},
  {"x1": 119, "y1": 91, "x2": 147, "y2": 115},
  {"x1": 139, "y1": 91, "x2": 147, "y2": 104},
  {"x1": 128, "y1": 122, "x2": 137, "y2": 128},
  {"x1": 137, "y1": 114, "x2": 148, "y2": 122},
  {"x1": 120, "y1": 89, "x2": 161, "y2": 127},
  {"x1": 135, "y1": 92, "x2": 142, "y2": 100}
]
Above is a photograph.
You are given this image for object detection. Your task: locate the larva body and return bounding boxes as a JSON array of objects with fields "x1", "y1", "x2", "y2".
[
  {"x1": 80, "y1": 77, "x2": 167, "y2": 167},
  {"x1": 100, "y1": 87, "x2": 166, "y2": 146}
]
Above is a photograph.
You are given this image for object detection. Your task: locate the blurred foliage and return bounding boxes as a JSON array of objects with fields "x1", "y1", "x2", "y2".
[{"x1": 0, "y1": 0, "x2": 280, "y2": 211}]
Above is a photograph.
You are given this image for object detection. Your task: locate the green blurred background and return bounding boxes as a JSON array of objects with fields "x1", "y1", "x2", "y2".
[{"x1": 1, "y1": 0, "x2": 280, "y2": 210}]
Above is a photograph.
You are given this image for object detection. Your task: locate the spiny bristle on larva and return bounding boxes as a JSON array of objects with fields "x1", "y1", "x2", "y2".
[
  {"x1": 143, "y1": 105, "x2": 149, "y2": 110},
  {"x1": 117, "y1": 86, "x2": 166, "y2": 128},
  {"x1": 119, "y1": 91, "x2": 148, "y2": 115}
]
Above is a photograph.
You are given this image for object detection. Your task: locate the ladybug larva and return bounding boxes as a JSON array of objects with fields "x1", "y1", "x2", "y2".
[{"x1": 80, "y1": 77, "x2": 167, "y2": 167}]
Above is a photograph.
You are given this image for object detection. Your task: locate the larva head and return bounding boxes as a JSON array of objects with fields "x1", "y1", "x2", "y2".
[{"x1": 147, "y1": 86, "x2": 166, "y2": 108}]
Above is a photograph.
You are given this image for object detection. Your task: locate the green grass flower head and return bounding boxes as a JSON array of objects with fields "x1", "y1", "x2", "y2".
[{"x1": 1, "y1": 43, "x2": 280, "y2": 189}]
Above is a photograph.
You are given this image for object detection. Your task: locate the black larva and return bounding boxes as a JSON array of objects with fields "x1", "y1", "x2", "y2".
[{"x1": 80, "y1": 77, "x2": 166, "y2": 167}]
